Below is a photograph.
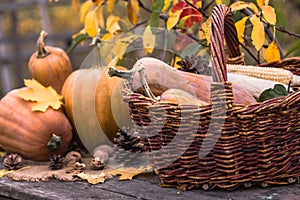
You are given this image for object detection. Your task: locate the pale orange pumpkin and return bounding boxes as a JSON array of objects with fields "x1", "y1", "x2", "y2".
[
  {"x1": 61, "y1": 66, "x2": 132, "y2": 152},
  {"x1": 0, "y1": 89, "x2": 73, "y2": 161},
  {"x1": 28, "y1": 30, "x2": 72, "y2": 93}
]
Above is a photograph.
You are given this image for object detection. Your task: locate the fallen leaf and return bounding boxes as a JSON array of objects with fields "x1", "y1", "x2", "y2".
[
  {"x1": 265, "y1": 40, "x2": 281, "y2": 62},
  {"x1": 109, "y1": 166, "x2": 152, "y2": 180},
  {"x1": 0, "y1": 169, "x2": 9, "y2": 178},
  {"x1": 250, "y1": 15, "x2": 265, "y2": 51},
  {"x1": 17, "y1": 79, "x2": 63, "y2": 112},
  {"x1": 0, "y1": 151, "x2": 6, "y2": 157},
  {"x1": 127, "y1": 0, "x2": 139, "y2": 25},
  {"x1": 76, "y1": 172, "x2": 108, "y2": 184}
]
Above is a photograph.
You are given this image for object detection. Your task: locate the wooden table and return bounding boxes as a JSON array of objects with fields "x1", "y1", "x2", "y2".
[{"x1": 1, "y1": 158, "x2": 300, "y2": 199}]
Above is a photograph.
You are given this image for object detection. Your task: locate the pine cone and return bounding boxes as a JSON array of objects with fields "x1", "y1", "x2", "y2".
[
  {"x1": 3, "y1": 153, "x2": 23, "y2": 170},
  {"x1": 177, "y1": 55, "x2": 211, "y2": 76},
  {"x1": 49, "y1": 154, "x2": 64, "y2": 170},
  {"x1": 114, "y1": 127, "x2": 145, "y2": 153}
]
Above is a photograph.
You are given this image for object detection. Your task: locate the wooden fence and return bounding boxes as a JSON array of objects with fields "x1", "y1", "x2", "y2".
[{"x1": 0, "y1": 0, "x2": 90, "y2": 98}]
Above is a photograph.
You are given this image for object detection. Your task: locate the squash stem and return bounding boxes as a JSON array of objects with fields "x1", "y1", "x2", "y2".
[
  {"x1": 108, "y1": 66, "x2": 136, "y2": 80},
  {"x1": 108, "y1": 63, "x2": 159, "y2": 101},
  {"x1": 47, "y1": 134, "x2": 62, "y2": 151},
  {"x1": 37, "y1": 30, "x2": 50, "y2": 58}
]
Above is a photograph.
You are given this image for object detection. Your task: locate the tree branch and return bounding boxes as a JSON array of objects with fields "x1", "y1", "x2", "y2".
[{"x1": 276, "y1": 26, "x2": 300, "y2": 39}]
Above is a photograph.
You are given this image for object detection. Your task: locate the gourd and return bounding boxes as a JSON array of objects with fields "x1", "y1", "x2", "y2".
[
  {"x1": 109, "y1": 57, "x2": 257, "y2": 105},
  {"x1": 0, "y1": 89, "x2": 73, "y2": 161},
  {"x1": 160, "y1": 89, "x2": 208, "y2": 106},
  {"x1": 61, "y1": 66, "x2": 132, "y2": 152},
  {"x1": 28, "y1": 30, "x2": 72, "y2": 93}
]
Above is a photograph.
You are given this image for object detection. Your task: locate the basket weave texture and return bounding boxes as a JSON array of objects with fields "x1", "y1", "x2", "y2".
[{"x1": 122, "y1": 4, "x2": 300, "y2": 190}]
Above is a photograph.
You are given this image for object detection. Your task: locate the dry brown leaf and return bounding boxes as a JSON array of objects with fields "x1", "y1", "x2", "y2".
[
  {"x1": 109, "y1": 166, "x2": 152, "y2": 181},
  {"x1": 17, "y1": 79, "x2": 63, "y2": 112}
]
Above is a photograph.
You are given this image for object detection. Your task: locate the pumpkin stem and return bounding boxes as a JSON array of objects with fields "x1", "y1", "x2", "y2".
[
  {"x1": 37, "y1": 30, "x2": 50, "y2": 58},
  {"x1": 47, "y1": 134, "x2": 62, "y2": 151}
]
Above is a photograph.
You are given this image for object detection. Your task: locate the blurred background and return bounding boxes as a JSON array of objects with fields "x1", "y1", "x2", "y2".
[{"x1": 0, "y1": 0, "x2": 300, "y2": 98}]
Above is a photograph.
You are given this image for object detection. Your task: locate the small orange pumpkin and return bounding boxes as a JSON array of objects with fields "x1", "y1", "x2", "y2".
[
  {"x1": 28, "y1": 30, "x2": 72, "y2": 93},
  {"x1": 0, "y1": 89, "x2": 73, "y2": 161}
]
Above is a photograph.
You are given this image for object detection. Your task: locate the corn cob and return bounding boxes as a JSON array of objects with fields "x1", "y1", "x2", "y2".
[{"x1": 227, "y1": 64, "x2": 300, "y2": 86}]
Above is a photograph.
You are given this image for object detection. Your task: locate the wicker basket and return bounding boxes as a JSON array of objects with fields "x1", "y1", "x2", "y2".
[{"x1": 121, "y1": 4, "x2": 300, "y2": 190}]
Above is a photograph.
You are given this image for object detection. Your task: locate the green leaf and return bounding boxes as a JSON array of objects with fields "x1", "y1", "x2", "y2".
[
  {"x1": 67, "y1": 33, "x2": 89, "y2": 54},
  {"x1": 149, "y1": 0, "x2": 164, "y2": 34},
  {"x1": 258, "y1": 84, "x2": 288, "y2": 102}
]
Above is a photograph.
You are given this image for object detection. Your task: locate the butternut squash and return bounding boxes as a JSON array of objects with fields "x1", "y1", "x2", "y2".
[{"x1": 109, "y1": 57, "x2": 257, "y2": 105}]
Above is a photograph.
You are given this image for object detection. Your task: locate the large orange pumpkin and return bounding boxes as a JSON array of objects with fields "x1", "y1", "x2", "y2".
[
  {"x1": 0, "y1": 89, "x2": 73, "y2": 161},
  {"x1": 28, "y1": 30, "x2": 72, "y2": 93},
  {"x1": 61, "y1": 66, "x2": 132, "y2": 153}
]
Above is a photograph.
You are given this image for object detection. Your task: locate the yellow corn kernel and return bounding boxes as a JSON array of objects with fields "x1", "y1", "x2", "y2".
[{"x1": 226, "y1": 64, "x2": 300, "y2": 86}]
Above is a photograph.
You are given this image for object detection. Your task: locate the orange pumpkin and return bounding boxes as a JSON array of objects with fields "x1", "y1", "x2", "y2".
[
  {"x1": 0, "y1": 89, "x2": 73, "y2": 161},
  {"x1": 61, "y1": 66, "x2": 132, "y2": 152},
  {"x1": 28, "y1": 30, "x2": 72, "y2": 93}
]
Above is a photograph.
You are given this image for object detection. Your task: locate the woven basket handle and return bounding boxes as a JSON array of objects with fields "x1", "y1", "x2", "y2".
[{"x1": 210, "y1": 4, "x2": 243, "y2": 83}]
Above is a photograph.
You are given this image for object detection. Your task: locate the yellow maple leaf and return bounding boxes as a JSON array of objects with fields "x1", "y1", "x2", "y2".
[
  {"x1": 235, "y1": 16, "x2": 249, "y2": 43},
  {"x1": 109, "y1": 166, "x2": 152, "y2": 181},
  {"x1": 76, "y1": 172, "x2": 107, "y2": 184},
  {"x1": 262, "y1": 5, "x2": 276, "y2": 25},
  {"x1": 84, "y1": 10, "x2": 98, "y2": 37},
  {"x1": 143, "y1": 26, "x2": 156, "y2": 54},
  {"x1": 250, "y1": 15, "x2": 265, "y2": 51},
  {"x1": 17, "y1": 79, "x2": 63, "y2": 112},
  {"x1": 0, "y1": 151, "x2": 6, "y2": 157},
  {"x1": 265, "y1": 40, "x2": 281, "y2": 62},
  {"x1": 127, "y1": 0, "x2": 139, "y2": 25},
  {"x1": 167, "y1": 9, "x2": 182, "y2": 30},
  {"x1": 107, "y1": 0, "x2": 115, "y2": 13},
  {"x1": 80, "y1": 0, "x2": 94, "y2": 23},
  {"x1": 106, "y1": 15, "x2": 121, "y2": 34},
  {"x1": 0, "y1": 169, "x2": 9, "y2": 178}
]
